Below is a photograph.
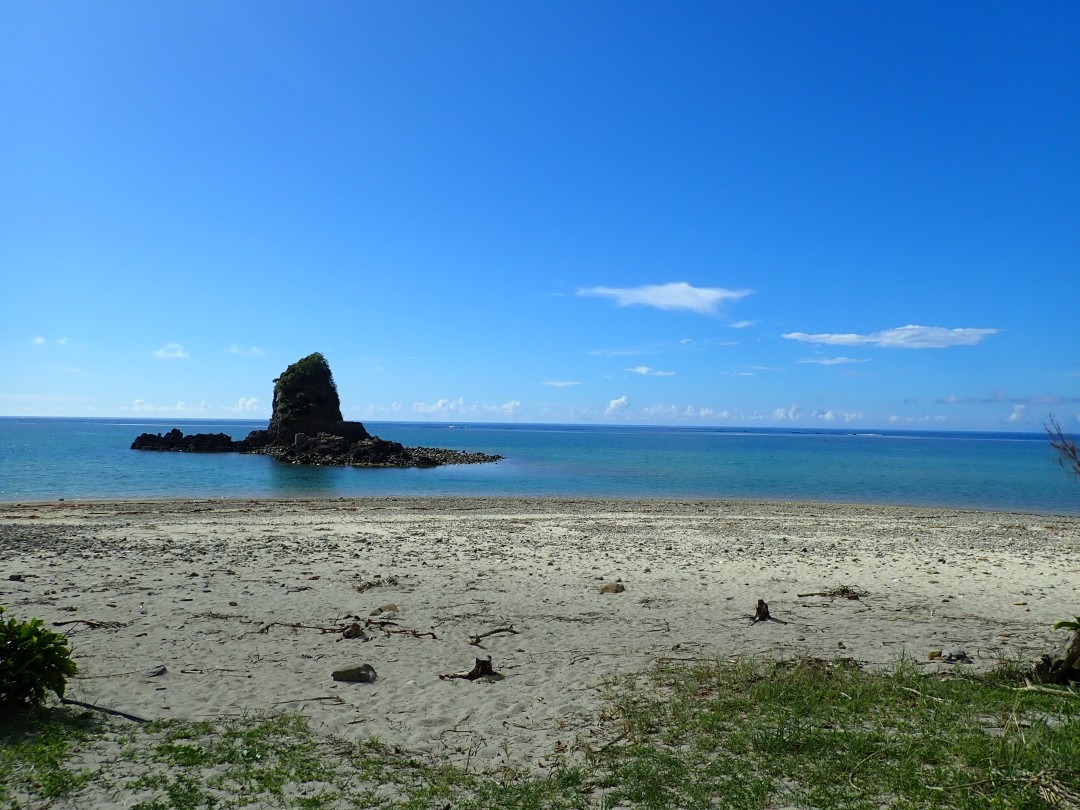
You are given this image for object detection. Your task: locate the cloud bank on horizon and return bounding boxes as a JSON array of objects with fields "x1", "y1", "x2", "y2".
[{"x1": 2, "y1": 4, "x2": 1077, "y2": 430}]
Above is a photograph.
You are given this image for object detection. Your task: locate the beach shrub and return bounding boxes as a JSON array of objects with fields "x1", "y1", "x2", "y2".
[{"x1": 0, "y1": 606, "x2": 78, "y2": 710}]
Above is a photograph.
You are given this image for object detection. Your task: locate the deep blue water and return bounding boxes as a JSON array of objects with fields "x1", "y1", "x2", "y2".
[{"x1": 0, "y1": 418, "x2": 1077, "y2": 514}]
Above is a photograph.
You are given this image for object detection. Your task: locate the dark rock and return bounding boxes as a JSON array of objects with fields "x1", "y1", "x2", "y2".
[
  {"x1": 131, "y1": 353, "x2": 503, "y2": 469},
  {"x1": 131, "y1": 429, "x2": 238, "y2": 452},
  {"x1": 332, "y1": 664, "x2": 377, "y2": 683}
]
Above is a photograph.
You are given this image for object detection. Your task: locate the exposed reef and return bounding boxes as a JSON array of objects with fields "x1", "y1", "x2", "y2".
[{"x1": 131, "y1": 353, "x2": 502, "y2": 468}]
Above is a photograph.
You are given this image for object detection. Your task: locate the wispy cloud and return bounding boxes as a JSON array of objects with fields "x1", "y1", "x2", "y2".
[
  {"x1": 627, "y1": 366, "x2": 674, "y2": 377},
  {"x1": 728, "y1": 320, "x2": 756, "y2": 329},
  {"x1": 782, "y1": 325, "x2": 998, "y2": 349},
  {"x1": 798, "y1": 357, "x2": 870, "y2": 365},
  {"x1": 815, "y1": 409, "x2": 864, "y2": 422},
  {"x1": 577, "y1": 282, "x2": 752, "y2": 315},
  {"x1": 605, "y1": 395, "x2": 630, "y2": 416},
  {"x1": 938, "y1": 390, "x2": 1080, "y2": 406},
  {"x1": 543, "y1": 380, "x2": 582, "y2": 387},
  {"x1": 589, "y1": 348, "x2": 652, "y2": 357},
  {"x1": 772, "y1": 404, "x2": 802, "y2": 421},
  {"x1": 227, "y1": 344, "x2": 265, "y2": 357},
  {"x1": 411, "y1": 398, "x2": 520, "y2": 417},
  {"x1": 413, "y1": 397, "x2": 471, "y2": 415},
  {"x1": 129, "y1": 398, "x2": 207, "y2": 413},
  {"x1": 32, "y1": 336, "x2": 75, "y2": 348},
  {"x1": 153, "y1": 342, "x2": 190, "y2": 360},
  {"x1": 226, "y1": 397, "x2": 260, "y2": 412}
]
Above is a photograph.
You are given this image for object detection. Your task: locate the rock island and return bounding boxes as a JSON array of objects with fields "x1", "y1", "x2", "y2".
[{"x1": 131, "y1": 353, "x2": 502, "y2": 468}]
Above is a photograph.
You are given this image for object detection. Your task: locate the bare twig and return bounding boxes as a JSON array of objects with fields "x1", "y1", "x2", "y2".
[
  {"x1": 1013, "y1": 680, "x2": 1080, "y2": 699},
  {"x1": 797, "y1": 585, "x2": 869, "y2": 600},
  {"x1": 52, "y1": 619, "x2": 127, "y2": 630},
  {"x1": 60, "y1": 697, "x2": 149, "y2": 723},
  {"x1": 468, "y1": 625, "x2": 520, "y2": 646}
]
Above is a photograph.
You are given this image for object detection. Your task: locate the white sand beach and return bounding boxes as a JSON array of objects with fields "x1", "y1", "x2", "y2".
[{"x1": 2, "y1": 497, "x2": 1078, "y2": 770}]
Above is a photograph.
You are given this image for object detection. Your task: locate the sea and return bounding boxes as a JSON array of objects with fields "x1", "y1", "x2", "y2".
[{"x1": 0, "y1": 417, "x2": 1077, "y2": 515}]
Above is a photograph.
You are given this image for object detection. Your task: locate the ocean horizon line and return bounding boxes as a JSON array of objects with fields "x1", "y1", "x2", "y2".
[{"x1": 0, "y1": 414, "x2": 1058, "y2": 441}]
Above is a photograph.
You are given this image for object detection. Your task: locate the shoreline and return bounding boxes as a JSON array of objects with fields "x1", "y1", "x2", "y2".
[
  {"x1": 3, "y1": 492, "x2": 1079, "y2": 519},
  {"x1": 3, "y1": 497, "x2": 1078, "y2": 770}
]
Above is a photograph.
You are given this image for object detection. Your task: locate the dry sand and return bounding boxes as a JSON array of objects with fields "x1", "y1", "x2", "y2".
[{"x1": 2, "y1": 497, "x2": 1078, "y2": 770}]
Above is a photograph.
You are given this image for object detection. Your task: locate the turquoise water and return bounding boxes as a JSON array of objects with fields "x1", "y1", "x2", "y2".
[{"x1": 0, "y1": 417, "x2": 1077, "y2": 514}]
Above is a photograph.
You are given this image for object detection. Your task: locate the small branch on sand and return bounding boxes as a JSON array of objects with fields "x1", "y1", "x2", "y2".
[
  {"x1": 1013, "y1": 680, "x2": 1079, "y2": 699},
  {"x1": 379, "y1": 625, "x2": 437, "y2": 640},
  {"x1": 271, "y1": 696, "x2": 344, "y2": 706},
  {"x1": 469, "y1": 625, "x2": 520, "y2": 647},
  {"x1": 257, "y1": 621, "x2": 347, "y2": 635},
  {"x1": 52, "y1": 619, "x2": 128, "y2": 630},
  {"x1": 253, "y1": 617, "x2": 436, "y2": 639},
  {"x1": 797, "y1": 585, "x2": 869, "y2": 600},
  {"x1": 60, "y1": 697, "x2": 149, "y2": 723}
]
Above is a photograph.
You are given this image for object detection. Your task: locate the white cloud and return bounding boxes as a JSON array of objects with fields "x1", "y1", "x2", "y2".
[
  {"x1": 32, "y1": 336, "x2": 75, "y2": 348},
  {"x1": 772, "y1": 404, "x2": 802, "y2": 421},
  {"x1": 1008, "y1": 404, "x2": 1026, "y2": 423},
  {"x1": 226, "y1": 397, "x2": 260, "y2": 412},
  {"x1": 153, "y1": 342, "x2": 190, "y2": 360},
  {"x1": 815, "y1": 409, "x2": 863, "y2": 422},
  {"x1": 411, "y1": 398, "x2": 520, "y2": 417},
  {"x1": 627, "y1": 366, "x2": 675, "y2": 377},
  {"x1": 781, "y1": 324, "x2": 998, "y2": 349},
  {"x1": 413, "y1": 398, "x2": 472, "y2": 415},
  {"x1": 543, "y1": 380, "x2": 582, "y2": 387},
  {"x1": 590, "y1": 348, "x2": 650, "y2": 357},
  {"x1": 130, "y1": 398, "x2": 207, "y2": 413},
  {"x1": 888, "y1": 413, "x2": 949, "y2": 424},
  {"x1": 228, "y1": 344, "x2": 265, "y2": 357},
  {"x1": 798, "y1": 357, "x2": 870, "y2": 366},
  {"x1": 605, "y1": 395, "x2": 630, "y2": 416},
  {"x1": 348, "y1": 402, "x2": 404, "y2": 417},
  {"x1": 729, "y1": 320, "x2": 756, "y2": 329},
  {"x1": 577, "y1": 282, "x2": 752, "y2": 315}
]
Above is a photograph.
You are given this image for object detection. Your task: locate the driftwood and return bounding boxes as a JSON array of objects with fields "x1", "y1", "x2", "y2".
[
  {"x1": 469, "y1": 625, "x2": 520, "y2": 646},
  {"x1": 751, "y1": 599, "x2": 788, "y2": 625},
  {"x1": 256, "y1": 618, "x2": 436, "y2": 640},
  {"x1": 1033, "y1": 628, "x2": 1080, "y2": 685},
  {"x1": 439, "y1": 655, "x2": 501, "y2": 681},
  {"x1": 797, "y1": 585, "x2": 869, "y2": 600}
]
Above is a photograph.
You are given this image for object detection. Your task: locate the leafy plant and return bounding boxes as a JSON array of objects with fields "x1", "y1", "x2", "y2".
[
  {"x1": 1053, "y1": 616, "x2": 1080, "y2": 632},
  {"x1": 0, "y1": 606, "x2": 78, "y2": 710}
]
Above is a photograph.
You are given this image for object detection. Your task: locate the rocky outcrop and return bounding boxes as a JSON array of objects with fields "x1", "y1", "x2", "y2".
[
  {"x1": 131, "y1": 353, "x2": 502, "y2": 468},
  {"x1": 131, "y1": 429, "x2": 238, "y2": 453}
]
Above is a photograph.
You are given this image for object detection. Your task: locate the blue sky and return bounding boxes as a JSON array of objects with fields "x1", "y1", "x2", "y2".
[{"x1": 2, "y1": 2, "x2": 1078, "y2": 430}]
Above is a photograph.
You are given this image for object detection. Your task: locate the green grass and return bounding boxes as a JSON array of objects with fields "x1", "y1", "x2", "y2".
[
  {"x1": 0, "y1": 706, "x2": 104, "y2": 807},
  {"x1": 2, "y1": 658, "x2": 1077, "y2": 809},
  {"x1": 588, "y1": 657, "x2": 1080, "y2": 809}
]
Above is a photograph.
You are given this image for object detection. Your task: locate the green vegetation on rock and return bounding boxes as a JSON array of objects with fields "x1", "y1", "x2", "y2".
[{"x1": 267, "y1": 352, "x2": 345, "y2": 440}]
